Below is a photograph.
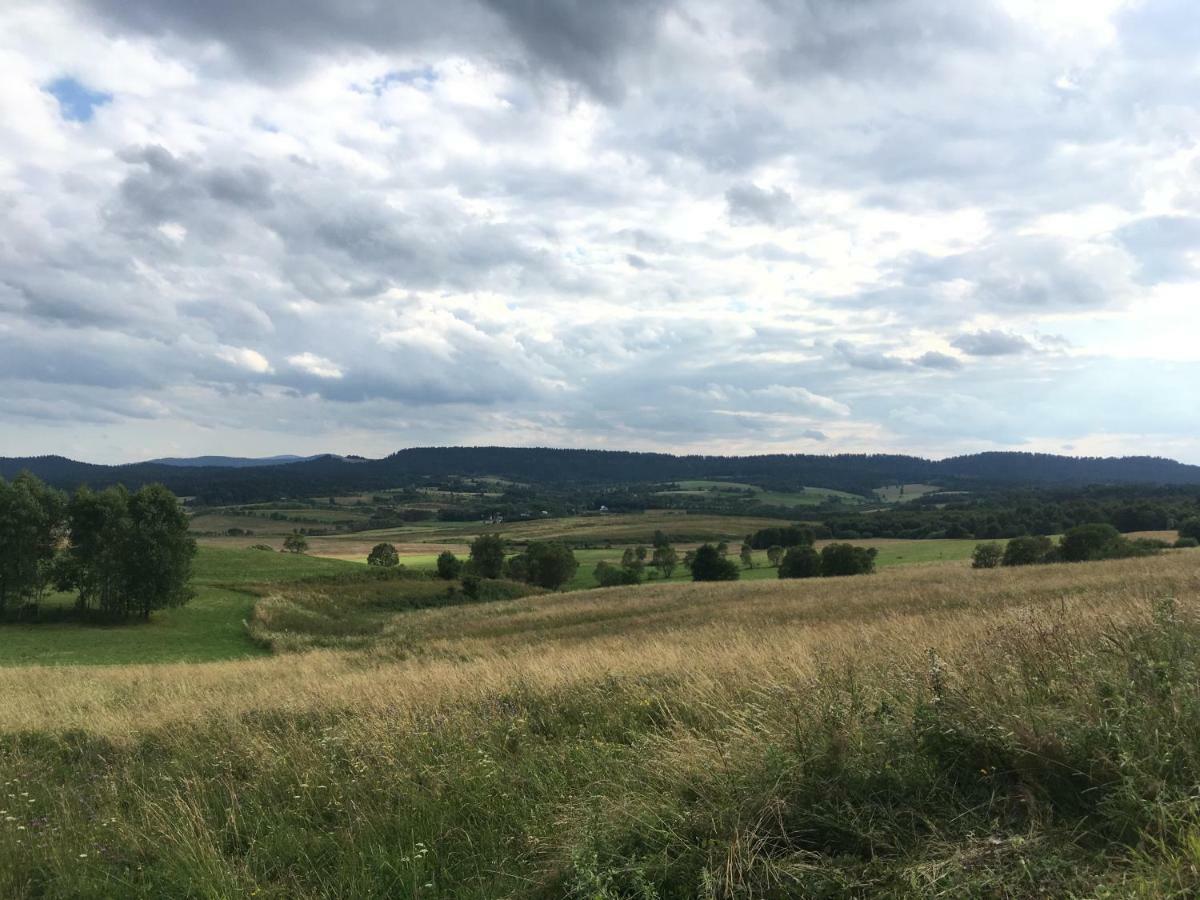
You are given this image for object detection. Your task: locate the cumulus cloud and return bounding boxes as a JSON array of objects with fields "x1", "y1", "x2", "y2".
[{"x1": 1, "y1": 0, "x2": 1199, "y2": 461}]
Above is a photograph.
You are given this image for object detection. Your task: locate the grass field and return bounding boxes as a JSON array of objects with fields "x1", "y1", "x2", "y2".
[
  {"x1": 3, "y1": 552, "x2": 1200, "y2": 896},
  {"x1": 0, "y1": 548, "x2": 361, "y2": 667}
]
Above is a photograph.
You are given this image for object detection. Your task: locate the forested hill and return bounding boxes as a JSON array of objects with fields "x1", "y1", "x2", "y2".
[{"x1": 2, "y1": 448, "x2": 1199, "y2": 504}]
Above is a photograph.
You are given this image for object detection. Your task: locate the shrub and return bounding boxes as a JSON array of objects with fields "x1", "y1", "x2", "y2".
[
  {"x1": 747, "y1": 526, "x2": 815, "y2": 550},
  {"x1": 1175, "y1": 537, "x2": 1199, "y2": 549},
  {"x1": 778, "y1": 545, "x2": 821, "y2": 579},
  {"x1": 971, "y1": 542, "x2": 1003, "y2": 569},
  {"x1": 594, "y1": 561, "x2": 642, "y2": 587},
  {"x1": 1002, "y1": 535, "x2": 1054, "y2": 567},
  {"x1": 249, "y1": 544, "x2": 275, "y2": 552},
  {"x1": 1178, "y1": 518, "x2": 1200, "y2": 543},
  {"x1": 436, "y1": 550, "x2": 463, "y2": 580},
  {"x1": 819, "y1": 543, "x2": 876, "y2": 576},
  {"x1": 690, "y1": 544, "x2": 740, "y2": 581}
]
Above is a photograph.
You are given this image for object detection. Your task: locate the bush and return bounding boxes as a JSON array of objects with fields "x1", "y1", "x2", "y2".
[
  {"x1": 366, "y1": 543, "x2": 399, "y2": 567},
  {"x1": 1059, "y1": 523, "x2": 1123, "y2": 562},
  {"x1": 690, "y1": 544, "x2": 740, "y2": 581},
  {"x1": 249, "y1": 544, "x2": 275, "y2": 552},
  {"x1": 971, "y1": 542, "x2": 1003, "y2": 569},
  {"x1": 1002, "y1": 535, "x2": 1054, "y2": 567},
  {"x1": 436, "y1": 550, "x2": 463, "y2": 580},
  {"x1": 594, "y1": 561, "x2": 642, "y2": 587},
  {"x1": 778, "y1": 545, "x2": 821, "y2": 579},
  {"x1": 1175, "y1": 537, "x2": 1200, "y2": 549},
  {"x1": 819, "y1": 543, "x2": 876, "y2": 576}
]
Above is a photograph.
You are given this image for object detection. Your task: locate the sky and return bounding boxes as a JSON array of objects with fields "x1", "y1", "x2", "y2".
[{"x1": 3, "y1": 0, "x2": 1200, "y2": 464}]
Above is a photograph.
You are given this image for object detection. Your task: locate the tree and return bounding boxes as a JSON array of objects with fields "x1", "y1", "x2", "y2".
[
  {"x1": 66, "y1": 483, "x2": 195, "y2": 620},
  {"x1": 635, "y1": 545, "x2": 648, "y2": 562},
  {"x1": 778, "y1": 545, "x2": 821, "y2": 579},
  {"x1": 691, "y1": 544, "x2": 740, "y2": 581},
  {"x1": 367, "y1": 543, "x2": 399, "y2": 567},
  {"x1": 522, "y1": 541, "x2": 579, "y2": 590},
  {"x1": 283, "y1": 533, "x2": 309, "y2": 554},
  {"x1": 739, "y1": 541, "x2": 754, "y2": 568},
  {"x1": 469, "y1": 533, "x2": 506, "y2": 578},
  {"x1": 436, "y1": 551, "x2": 463, "y2": 580},
  {"x1": 652, "y1": 530, "x2": 670, "y2": 549},
  {"x1": 971, "y1": 542, "x2": 1003, "y2": 569},
  {"x1": 819, "y1": 543, "x2": 876, "y2": 576},
  {"x1": 766, "y1": 545, "x2": 784, "y2": 567},
  {"x1": 1002, "y1": 535, "x2": 1052, "y2": 567},
  {"x1": 0, "y1": 473, "x2": 66, "y2": 616},
  {"x1": 652, "y1": 545, "x2": 677, "y2": 578},
  {"x1": 1059, "y1": 523, "x2": 1123, "y2": 562},
  {"x1": 1178, "y1": 518, "x2": 1200, "y2": 543},
  {"x1": 124, "y1": 484, "x2": 196, "y2": 620},
  {"x1": 716, "y1": 541, "x2": 729, "y2": 557}
]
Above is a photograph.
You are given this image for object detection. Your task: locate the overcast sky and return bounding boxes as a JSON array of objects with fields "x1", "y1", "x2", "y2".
[{"x1": 3, "y1": 0, "x2": 1200, "y2": 463}]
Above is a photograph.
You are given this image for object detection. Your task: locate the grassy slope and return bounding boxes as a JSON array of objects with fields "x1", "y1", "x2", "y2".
[
  {"x1": 3, "y1": 553, "x2": 1200, "y2": 896},
  {"x1": 0, "y1": 547, "x2": 360, "y2": 667}
]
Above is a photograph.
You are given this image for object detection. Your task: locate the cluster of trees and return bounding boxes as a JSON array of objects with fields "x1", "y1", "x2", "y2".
[
  {"x1": 972, "y1": 523, "x2": 1183, "y2": 570},
  {"x1": 594, "y1": 532, "x2": 683, "y2": 586},
  {"x1": 0, "y1": 473, "x2": 195, "y2": 622},
  {"x1": 777, "y1": 543, "x2": 877, "y2": 579},
  {"x1": 431, "y1": 534, "x2": 580, "y2": 591}
]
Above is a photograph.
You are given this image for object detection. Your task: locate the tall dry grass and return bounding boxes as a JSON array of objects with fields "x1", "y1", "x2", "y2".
[{"x1": 3, "y1": 554, "x2": 1200, "y2": 897}]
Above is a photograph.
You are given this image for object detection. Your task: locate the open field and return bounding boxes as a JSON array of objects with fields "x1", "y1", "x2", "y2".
[
  {"x1": 4, "y1": 552, "x2": 1200, "y2": 895},
  {"x1": 192, "y1": 511, "x2": 791, "y2": 561},
  {"x1": 0, "y1": 548, "x2": 361, "y2": 667},
  {"x1": 656, "y1": 480, "x2": 867, "y2": 507}
]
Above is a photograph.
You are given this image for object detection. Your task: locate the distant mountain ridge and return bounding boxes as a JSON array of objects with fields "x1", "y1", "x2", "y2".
[
  {"x1": 145, "y1": 454, "x2": 328, "y2": 468},
  {"x1": 2, "y1": 447, "x2": 1199, "y2": 504}
]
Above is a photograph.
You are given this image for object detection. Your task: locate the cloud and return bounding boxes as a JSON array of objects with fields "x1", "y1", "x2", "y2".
[
  {"x1": 725, "y1": 183, "x2": 794, "y2": 226},
  {"x1": 951, "y1": 330, "x2": 1033, "y2": 357},
  {"x1": 287, "y1": 353, "x2": 343, "y2": 379},
  {"x1": 914, "y1": 351, "x2": 963, "y2": 370},
  {"x1": 1, "y1": 0, "x2": 1199, "y2": 461}
]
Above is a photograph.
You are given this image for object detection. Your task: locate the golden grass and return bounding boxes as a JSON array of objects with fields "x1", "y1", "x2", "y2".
[{"x1": 3, "y1": 553, "x2": 1195, "y2": 739}]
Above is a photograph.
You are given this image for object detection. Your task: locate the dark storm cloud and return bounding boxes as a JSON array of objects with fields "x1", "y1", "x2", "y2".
[{"x1": 76, "y1": 0, "x2": 671, "y2": 100}]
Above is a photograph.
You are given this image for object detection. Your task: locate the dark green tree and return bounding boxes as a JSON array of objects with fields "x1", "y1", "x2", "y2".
[
  {"x1": 436, "y1": 551, "x2": 463, "y2": 580},
  {"x1": 125, "y1": 484, "x2": 196, "y2": 620},
  {"x1": 819, "y1": 543, "x2": 877, "y2": 576},
  {"x1": 1059, "y1": 524, "x2": 1123, "y2": 562},
  {"x1": 0, "y1": 473, "x2": 66, "y2": 615},
  {"x1": 778, "y1": 545, "x2": 822, "y2": 579},
  {"x1": 691, "y1": 544, "x2": 740, "y2": 582},
  {"x1": 469, "y1": 533, "x2": 506, "y2": 578},
  {"x1": 766, "y1": 545, "x2": 784, "y2": 567},
  {"x1": 1002, "y1": 535, "x2": 1053, "y2": 567},
  {"x1": 367, "y1": 543, "x2": 399, "y2": 567},
  {"x1": 523, "y1": 541, "x2": 579, "y2": 590}
]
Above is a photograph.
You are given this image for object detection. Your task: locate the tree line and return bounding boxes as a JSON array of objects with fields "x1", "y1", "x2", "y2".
[{"x1": 0, "y1": 473, "x2": 195, "y2": 622}]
